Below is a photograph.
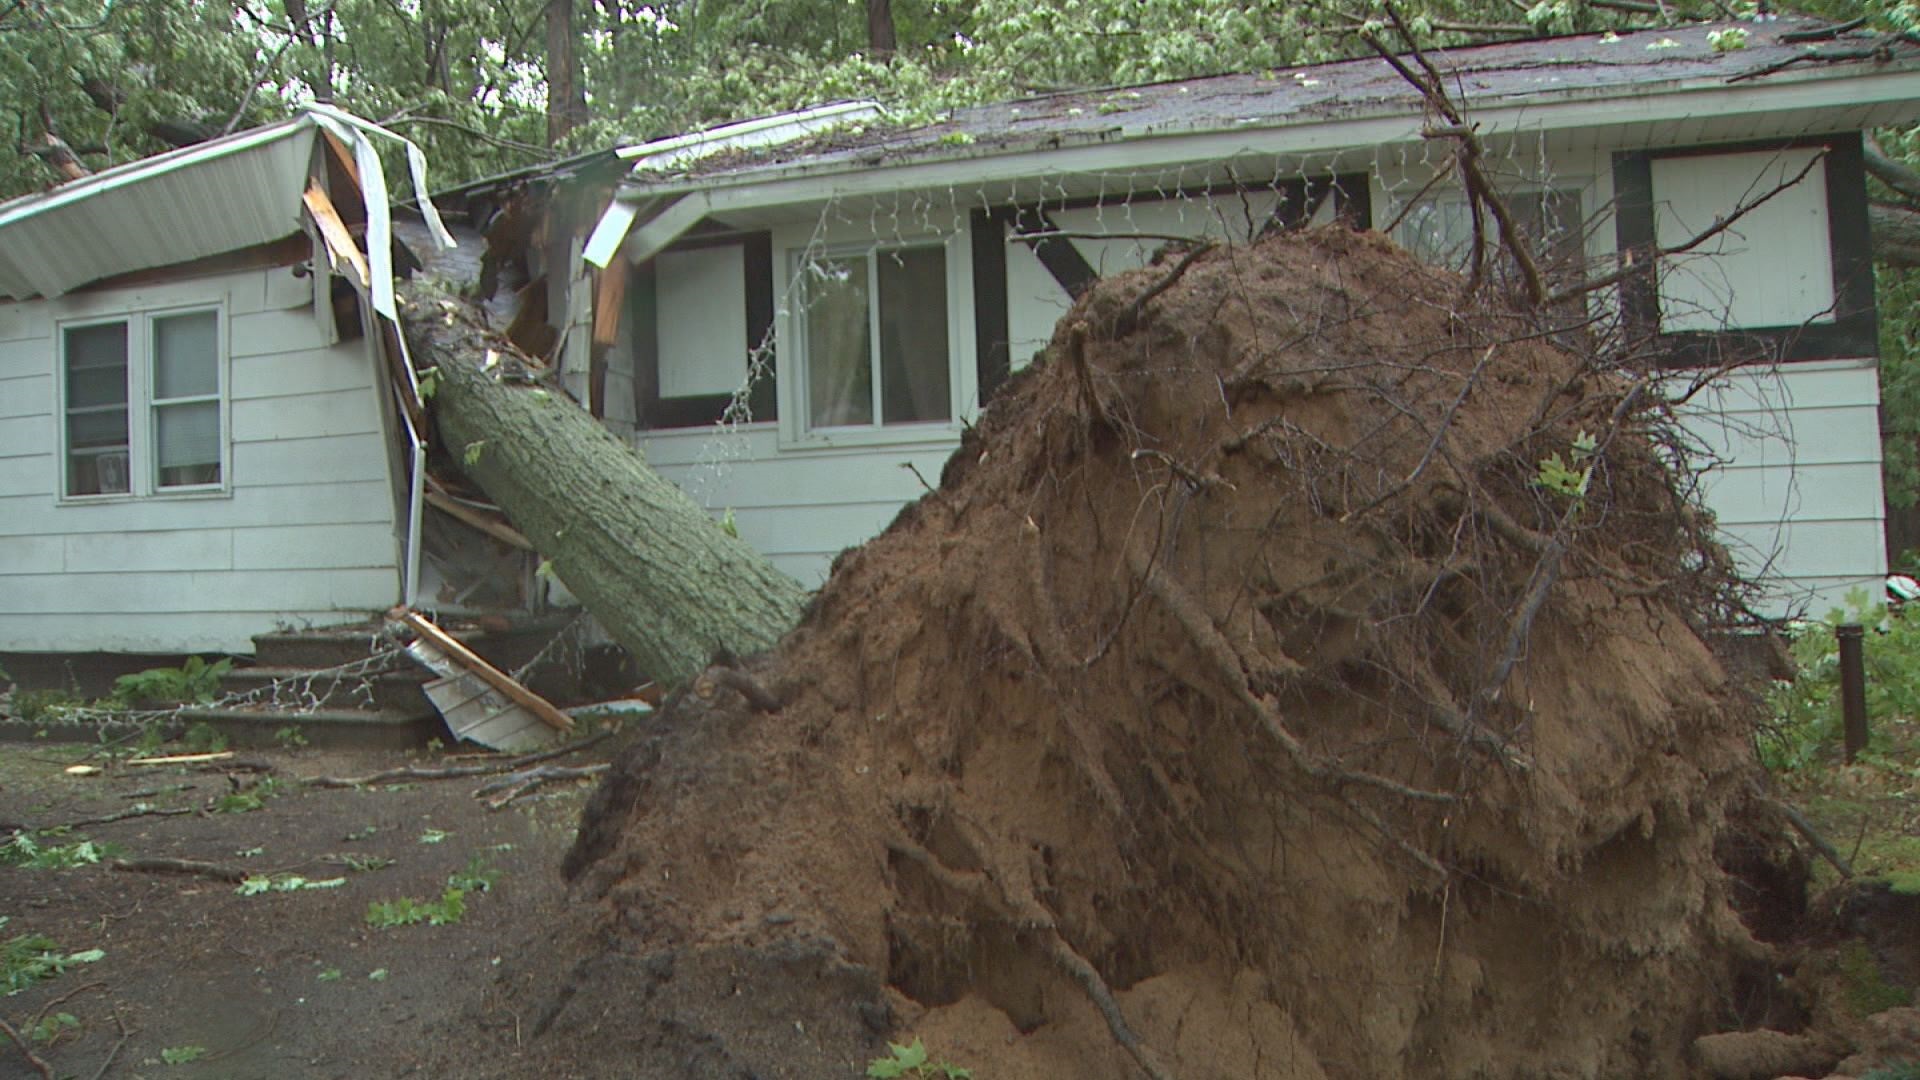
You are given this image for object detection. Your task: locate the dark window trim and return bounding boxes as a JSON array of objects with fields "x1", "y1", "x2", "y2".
[
  {"x1": 631, "y1": 231, "x2": 776, "y2": 430},
  {"x1": 1612, "y1": 132, "x2": 1877, "y2": 368},
  {"x1": 968, "y1": 174, "x2": 1371, "y2": 404}
]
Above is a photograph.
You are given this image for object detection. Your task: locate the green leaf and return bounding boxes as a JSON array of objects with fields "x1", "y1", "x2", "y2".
[
  {"x1": 160, "y1": 1045, "x2": 208, "y2": 1065},
  {"x1": 896, "y1": 1039, "x2": 928, "y2": 1069}
]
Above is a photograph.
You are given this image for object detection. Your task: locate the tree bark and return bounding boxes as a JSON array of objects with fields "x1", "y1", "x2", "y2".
[
  {"x1": 545, "y1": 0, "x2": 586, "y2": 145},
  {"x1": 1873, "y1": 202, "x2": 1920, "y2": 270},
  {"x1": 399, "y1": 285, "x2": 809, "y2": 690},
  {"x1": 867, "y1": 0, "x2": 897, "y2": 58}
]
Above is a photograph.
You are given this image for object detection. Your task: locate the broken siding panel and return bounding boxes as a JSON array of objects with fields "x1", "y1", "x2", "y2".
[
  {"x1": 230, "y1": 386, "x2": 383, "y2": 441},
  {"x1": 0, "y1": 568, "x2": 398, "y2": 615}
]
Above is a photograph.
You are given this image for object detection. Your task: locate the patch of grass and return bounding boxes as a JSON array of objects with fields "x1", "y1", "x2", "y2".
[
  {"x1": 867, "y1": 1038, "x2": 972, "y2": 1079},
  {"x1": 180, "y1": 721, "x2": 229, "y2": 753},
  {"x1": 273, "y1": 725, "x2": 310, "y2": 748},
  {"x1": 447, "y1": 854, "x2": 499, "y2": 894},
  {"x1": 366, "y1": 888, "x2": 468, "y2": 928},
  {"x1": 29, "y1": 1011, "x2": 79, "y2": 1046},
  {"x1": 1, "y1": 919, "x2": 104, "y2": 995},
  {"x1": 1839, "y1": 941, "x2": 1913, "y2": 1017},
  {"x1": 0, "y1": 832, "x2": 117, "y2": 869},
  {"x1": 111, "y1": 656, "x2": 230, "y2": 709},
  {"x1": 159, "y1": 1045, "x2": 208, "y2": 1065}
]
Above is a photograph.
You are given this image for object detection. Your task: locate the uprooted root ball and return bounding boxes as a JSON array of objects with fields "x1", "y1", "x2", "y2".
[{"x1": 552, "y1": 228, "x2": 1766, "y2": 1079}]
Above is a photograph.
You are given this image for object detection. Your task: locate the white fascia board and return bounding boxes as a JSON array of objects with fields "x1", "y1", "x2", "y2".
[
  {"x1": 608, "y1": 67, "x2": 1920, "y2": 215},
  {"x1": 620, "y1": 193, "x2": 715, "y2": 266},
  {"x1": 0, "y1": 117, "x2": 313, "y2": 230},
  {"x1": 615, "y1": 101, "x2": 882, "y2": 168}
]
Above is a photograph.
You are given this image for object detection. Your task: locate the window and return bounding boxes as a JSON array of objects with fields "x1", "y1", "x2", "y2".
[
  {"x1": 60, "y1": 307, "x2": 224, "y2": 498},
  {"x1": 796, "y1": 244, "x2": 952, "y2": 430},
  {"x1": 630, "y1": 233, "x2": 776, "y2": 430},
  {"x1": 1613, "y1": 135, "x2": 1876, "y2": 365},
  {"x1": 1394, "y1": 188, "x2": 1588, "y2": 289}
]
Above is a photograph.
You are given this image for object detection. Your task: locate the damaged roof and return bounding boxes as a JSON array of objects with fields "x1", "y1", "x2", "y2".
[
  {"x1": 617, "y1": 18, "x2": 1920, "y2": 195},
  {"x1": 0, "y1": 106, "x2": 451, "y2": 305}
]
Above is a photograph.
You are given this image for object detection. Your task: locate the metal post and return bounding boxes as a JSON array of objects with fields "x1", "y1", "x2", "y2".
[{"x1": 1837, "y1": 622, "x2": 1868, "y2": 763}]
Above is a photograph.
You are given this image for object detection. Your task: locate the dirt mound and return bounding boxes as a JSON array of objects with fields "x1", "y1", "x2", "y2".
[{"x1": 525, "y1": 229, "x2": 1772, "y2": 1078}]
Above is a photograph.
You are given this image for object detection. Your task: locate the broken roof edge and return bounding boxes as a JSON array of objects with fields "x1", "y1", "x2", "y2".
[
  {"x1": 0, "y1": 116, "x2": 314, "y2": 230},
  {"x1": 597, "y1": 21, "x2": 1920, "y2": 210}
]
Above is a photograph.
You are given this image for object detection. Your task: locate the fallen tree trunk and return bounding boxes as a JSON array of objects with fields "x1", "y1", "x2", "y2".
[{"x1": 397, "y1": 285, "x2": 808, "y2": 689}]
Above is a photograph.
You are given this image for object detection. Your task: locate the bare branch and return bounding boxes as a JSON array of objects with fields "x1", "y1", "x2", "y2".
[{"x1": 1547, "y1": 149, "x2": 1825, "y2": 307}]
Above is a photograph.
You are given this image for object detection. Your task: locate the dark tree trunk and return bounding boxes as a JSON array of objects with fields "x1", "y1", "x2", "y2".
[
  {"x1": 546, "y1": 0, "x2": 587, "y2": 145},
  {"x1": 399, "y1": 285, "x2": 810, "y2": 690},
  {"x1": 867, "y1": 0, "x2": 897, "y2": 57}
]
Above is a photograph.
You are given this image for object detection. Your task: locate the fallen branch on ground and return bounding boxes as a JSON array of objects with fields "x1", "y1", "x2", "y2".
[
  {"x1": 0, "y1": 1016, "x2": 53, "y2": 1079},
  {"x1": 108, "y1": 857, "x2": 247, "y2": 884},
  {"x1": 474, "y1": 764, "x2": 610, "y2": 809},
  {"x1": 299, "y1": 730, "x2": 611, "y2": 788},
  {"x1": 1754, "y1": 788, "x2": 1853, "y2": 879}
]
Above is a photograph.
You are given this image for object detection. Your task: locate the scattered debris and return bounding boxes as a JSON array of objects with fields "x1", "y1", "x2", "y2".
[{"x1": 390, "y1": 606, "x2": 573, "y2": 749}]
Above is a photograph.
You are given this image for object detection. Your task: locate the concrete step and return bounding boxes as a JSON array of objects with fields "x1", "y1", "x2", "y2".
[
  {"x1": 250, "y1": 626, "x2": 400, "y2": 669},
  {"x1": 173, "y1": 706, "x2": 444, "y2": 751},
  {"x1": 221, "y1": 665, "x2": 433, "y2": 715}
]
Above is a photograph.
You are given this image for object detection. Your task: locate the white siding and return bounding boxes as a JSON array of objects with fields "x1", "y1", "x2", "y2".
[
  {"x1": 0, "y1": 265, "x2": 401, "y2": 654},
  {"x1": 634, "y1": 424, "x2": 951, "y2": 586},
  {"x1": 1681, "y1": 360, "x2": 1886, "y2": 616}
]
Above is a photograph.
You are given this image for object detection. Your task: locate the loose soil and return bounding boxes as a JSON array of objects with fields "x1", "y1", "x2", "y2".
[
  {"x1": 501, "y1": 229, "x2": 1784, "y2": 1078},
  {"x1": 0, "y1": 741, "x2": 609, "y2": 1079}
]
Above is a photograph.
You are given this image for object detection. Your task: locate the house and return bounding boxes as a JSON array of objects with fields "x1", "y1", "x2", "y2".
[
  {"x1": 0, "y1": 107, "x2": 456, "y2": 661},
  {"x1": 525, "y1": 18, "x2": 1920, "y2": 617}
]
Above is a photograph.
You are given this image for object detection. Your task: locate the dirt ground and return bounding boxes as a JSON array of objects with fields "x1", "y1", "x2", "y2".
[{"x1": 0, "y1": 739, "x2": 605, "y2": 1079}]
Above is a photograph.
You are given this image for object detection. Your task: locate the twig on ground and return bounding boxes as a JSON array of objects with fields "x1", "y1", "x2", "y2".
[
  {"x1": 0, "y1": 1016, "x2": 55, "y2": 1079},
  {"x1": 300, "y1": 730, "x2": 611, "y2": 788},
  {"x1": 30, "y1": 981, "x2": 107, "y2": 1031},
  {"x1": 475, "y1": 764, "x2": 609, "y2": 809},
  {"x1": 108, "y1": 857, "x2": 247, "y2": 884},
  {"x1": 88, "y1": 1009, "x2": 131, "y2": 1080},
  {"x1": 48, "y1": 805, "x2": 196, "y2": 831}
]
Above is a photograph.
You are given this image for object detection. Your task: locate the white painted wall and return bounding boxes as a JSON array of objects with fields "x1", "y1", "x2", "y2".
[
  {"x1": 635, "y1": 423, "x2": 951, "y2": 585},
  {"x1": 1684, "y1": 360, "x2": 1887, "y2": 616},
  {"x1": 0, "y1": 263, "x2": 402, "y2": 654}
]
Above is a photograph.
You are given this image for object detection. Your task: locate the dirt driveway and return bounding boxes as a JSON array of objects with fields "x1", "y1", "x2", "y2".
[{"x1": 0, "y1": 739, "x2": 605, "y2": 1079}]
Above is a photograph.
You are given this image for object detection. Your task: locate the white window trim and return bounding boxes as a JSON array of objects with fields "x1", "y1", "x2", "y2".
[
  {"x1": 55, "y1": 302, "x2": 230, "y2": 504},
  {"x1": 773, "y1": 224, "x2": 977, "y2": 451}
]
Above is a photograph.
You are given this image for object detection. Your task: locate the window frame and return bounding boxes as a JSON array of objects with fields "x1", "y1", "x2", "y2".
[
  {"x1": 775, "y1": 225, "x2": 977, "y2": 450},
  {"x1": 1611, "y1": 133, "x2": 1877, "y2": 368},
  {"x1": 55, "y1": 301, "x2": 229, "y2": 503},
  {"x1": 629, "y1": 230, "x2": 777, "y2": 431}
]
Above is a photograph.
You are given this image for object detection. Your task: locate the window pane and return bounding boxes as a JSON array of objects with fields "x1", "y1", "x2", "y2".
[
  {"x1": 64, "y1": 323, "x2": 129, "y2": 496},
  {"x1": 153, "y1": 311, "x2": 218, "y2": 399},
  {"x1": 876, "y1": 247, "x2": 949, "y2": 424},
  {"x1": 155, "y1": 401, "x2": 221, "y2": 487},
  {"x1": 64, "y1": 324, "x2": 128, "y2": 405},
  {"x1": 802, "y1": 257, "x2": 873, "y2": 427},
  {"x1": 67, "y1": 408, "x2": 128, "y2": 449}
]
